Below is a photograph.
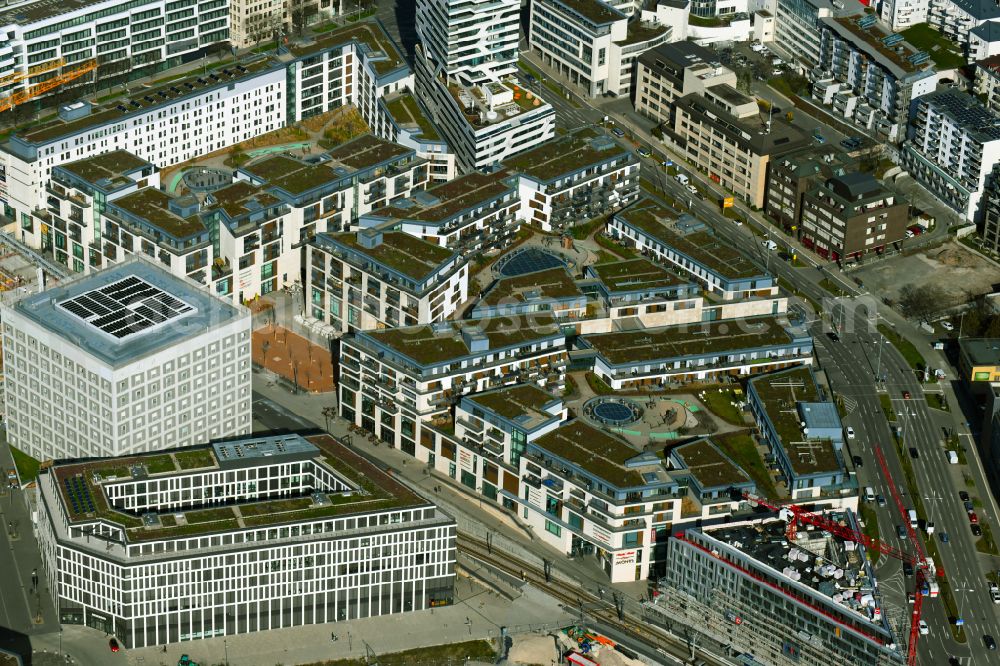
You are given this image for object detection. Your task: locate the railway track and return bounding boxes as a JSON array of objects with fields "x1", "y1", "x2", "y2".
[{"x1": 456, "y1": 533, "x2": 727, "y2": 666}]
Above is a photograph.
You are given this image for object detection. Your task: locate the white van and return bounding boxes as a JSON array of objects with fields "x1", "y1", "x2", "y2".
[
  {"x1": 864, "y1": 486, "x2": 875, "y2": 502},
  {"x1": 908, "y1": 509, "x2": 918, "y2": 528},
  {"x1": 762, "y1": 240, "x2": 778, "y2": 251},
  {"x1": 675, "y1": 173, "x2": 690, "y2": 186}
]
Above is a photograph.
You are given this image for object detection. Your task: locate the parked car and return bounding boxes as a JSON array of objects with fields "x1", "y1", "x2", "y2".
[
  {"x1": 877, "y1": 495, "x2": 887, "y2": 507},
  {"x1": 903, "y1": 561, "x2": 914, "y2": 576},
  {"x1": 960, "y1": 491, "x2": 970, "y2": 501},
  {"x1": 611, "y1": 127, "x2": 625, "y2": 138},
  {"x1": 109, "y1": 639, "x2": 119, "y2": 653},
  {"x1": 846, "y1": 427, "x2": 855, "y2": 439},
  {"x1": 897, "y1": 525, "x2": 908, "y2": 539},
  {"x1": 965, "y1": 500, "x2": 975, "y2": 512},
  {"x1": 972, "y1": 524, "x2": 983, "y2": 537},
  {"x1": 969, "y1": 510, "x2": 979, "y2": 524},
  {"x1": 919, "y1": 620, "x2": 929, "y2": 635},
  {"x1": 941, "y1": 321, "x2": 954, "y2": 331},
  {"x1": 686, "y1": 184, "x2": 699, "y2": 196},
  {"x1": 984, "y1": 635, "x2": 996, "y2": 651},
  {"x1": 940, "y1": 531, "x2": 949, "y2": 543},
  {"x1": 636, "y1": 146, "x2": 652, "y2": 157}
]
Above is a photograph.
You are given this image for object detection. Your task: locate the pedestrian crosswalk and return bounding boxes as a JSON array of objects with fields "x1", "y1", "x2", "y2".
[{"x1": 841, "y1": 395, "x2": 858, "y2": 415}]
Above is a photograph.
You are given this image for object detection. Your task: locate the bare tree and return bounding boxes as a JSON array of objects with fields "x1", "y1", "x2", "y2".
[{"x1": 897, "y1": 283, "x2": 945, "y2": 322}]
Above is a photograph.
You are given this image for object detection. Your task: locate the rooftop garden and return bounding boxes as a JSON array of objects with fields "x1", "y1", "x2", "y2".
[
  {"x1": 468, "y1": 384, "x2": 558, "y2": 421},
  {"x1": 900, "y1": 24, "x2": 964, "y2": 70},
  {"x1": 673, "y1": 438, "x2": 751, "y2": 489},
  {"x1": 481, "y1": 266, "x2": 582, "y2": 305},
  {"x1": 384, "y1": 93, "x2": 441, "y2": 141},
  {"x1": 111, "y1": 188, "x2": 206, "y2": 238},
  {"x1": 533, "y1": 421, "x2": 647, "y2": 487},
  {"x1": 378, "y1": 172, "x2": 514, "y2": 223},
  {"x1": 713, "y1": 430, "x2": 779, "y2": 499},
  {"x1": 592, "y1": 258, "x2": 687, "y2": 292},
  {"x1": 332, "y1": 231, "x2": 456, "y2": 281}
]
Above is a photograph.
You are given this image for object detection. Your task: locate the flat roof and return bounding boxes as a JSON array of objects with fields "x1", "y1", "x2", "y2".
[
  {"x1": 323, "y1": 134, "x2": 413, "y2": 171},
  {"x1": 287, "y1": 21, "x2": 406, "y2": 76},
  {"x1": 480, "y1": 266, "x2": 582, "y2": 306},
  {"x1": 7, "y1": 257, "x2": 246, "y2": 368},
  {"x1": 672, "y1": 438, "x2": 751, "y2": 489},
  {"x1": 49, "y1": 434, "x2": 425, "y2": 542},
  {"x1": 384, "y1": 91, "x2": 441, "y2": 141},
  {"x1": 373, "y1": 171, "x2": 515, "y2": 224},
  {"x1": 56, "y1": 150, "x2": 154, "y2": 191},
  {"x1": 111, "y1": 188, "x2": 205, "y2": 238},
  {"x1": 547, "y1": 0, "x2": 626, "y2": 25},
  {"x1": 617, "y1": 199, "x2": 763, "y2": 280},
  {"x1": 584, "y1": 317, "x2": 793, "y2": 365},
  {"x1": 0, "y1": 0, "x2": 114, "y2": 27},
  {"x1": 591, "y1": 257, "x2": 688, "y2": 292},
  {"x1": 466, "y1": 383, "x2": 560, "y2": 430},
  {"x1": 16, "y1": 60, "x2": 275, "y2": 145},
  {"x1": 960, "y1": 338, "x2": 1000, "y2": 366},
  {"x1": 822, "y1": 16, "x2": 931, "y2": 77},
  {"x1": 532, "y1": 420, "x2": 652, "y2": 488},
  {"x1": 207, "y1": 180, "x2": 282, "y2": 220},
  {"x1": 503, "y1": 127, "x2": 632, "y2": 182},
  {"x1": 322, "y1": 230, "x2": 457, "y2": 282},
  {"x1": 362, "y1": 315, "x2": 564, "y2": 367},
  {"x1": 749, "y1": 367, "x2": 841, "y2": 476}
]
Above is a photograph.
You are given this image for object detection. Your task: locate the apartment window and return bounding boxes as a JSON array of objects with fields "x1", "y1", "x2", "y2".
[{"x1": 544, "y1": 520, "x2": 561, "y2": 537}]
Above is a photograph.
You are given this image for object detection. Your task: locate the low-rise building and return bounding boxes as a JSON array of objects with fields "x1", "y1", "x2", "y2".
[
  {"x1": 660, "y1": 519, "x2": 904, "y2": 666},
  {"x1": 505, "y1": 128, "x2": 640, "y2": 233},
  {"x1": 607, "y1": 198, "x2": 779, "y2": 300},
  {"x1": 359, "y1": 171, "x2": 520, "y2": 255},
  {"x1": 2, "y1": 257, "x2": 251, "y2": 462},
  {"x1": 969, "y1": 20, "x2": 1000, "y2": 60},
  {"x1": 667, "y1": 88, "x2": 809, "y2": 208},
  {"x1": 799, "y1": 172, "x2": 909, "y2": 261},
  {"x1": 306, "y1": 228, "x2": 468, "y2": 332},
  {"x1": 746, "y1": 366, "x2": 851, "y2": 500},
  {"x1": 581, "y1": 316, "x2": 813, "y2": 390},
  {"x1": 528, "y1": 0, "x2": 671, "y2": 98},
  {"x1": 881, "y1": 0, "x2": 928, "y2": 31},
  {"x1": 35, "y1": 434, "x2": 456, "y2": 647},
  {"x1": 633, "y1": 41, "x2": 736, "y2": 124},
  {"x1": 765, "y1": 148, "x2": 855, "y2": 233},
  {"x1": 958, "y1": 338, "x2": 1000, "y2": 389},
  {"x1": 32, "y1": 151, "x2": 158, "y2": 275},
  {"x1": 813, "y1": 15, "x2": 936, "y2": 143},
  {"x1": 902, "y1": 89, "x2": 1000, "y2": 221},
  {"x1": 338, "y1": 316, "x2": 569, "y2": 436}
]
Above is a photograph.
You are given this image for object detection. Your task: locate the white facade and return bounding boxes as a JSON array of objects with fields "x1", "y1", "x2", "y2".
[
  {"x1": 2, "y1": 258, "x2": 252, "y2": 462},
  {"x1": 0, "y1": 0, "x2": 229, "y2": 101},
  {"x1": 35, "y1": 434, "x2": 456, "y2": 648},
  {"x1": 415, "y1": 0, "x2": 520, "y2": 86},
  {"x1": 928, "y1": 0, "x2": 1000, "y2": 47},
  {"x1": 773, "y1": 0, "x2": 835, "y2": 67},
  {"x1": 902, "y1": 89, "x2": 1000, "y2": 221},
  {"x1": 880, "y1": 0, "x2": 928, "y2": 31}
]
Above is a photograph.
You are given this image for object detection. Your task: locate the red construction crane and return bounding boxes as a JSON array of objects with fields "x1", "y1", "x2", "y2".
[{"x1": 743, "y1": 481, "x2": 931, "y2": 666}]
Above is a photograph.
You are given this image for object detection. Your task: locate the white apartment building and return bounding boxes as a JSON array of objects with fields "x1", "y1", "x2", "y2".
[
  {"x1": 30, "y1": 150, "x2": 159, "y2": 275},
  {"x1": 527, "y1": 0, "x2": 671, "y2": 97},
  {"x1": 2, "y1": 257, "x2": 251, "y2": 462},
  {"x1": 414, "y1": 0, "x2": 555, "y2": 171},
  {"x1": 230, "y1": 0, "x2": 345, "y2": 49},
  {"x1": 902, "y1": 89, "x2": 1000, "y2": 221},
  {"x1": 3, "y1": 61, "x2": 286, "y2": 244},
  {"x1": 338, "y1": 317, "x2": 569, "y2": 435},
  {"x1": 504, "y1": 128, "x2": 640, "y2": 233},
  {"x1": 772, "y1": 0, "x2": 845, "y2": 68},
  {"x1": 379, "y1": 89, "x2": 456, "y2": 183},
  {"x1": 305, "y1": 228, "x2": 469, "y2": 333},
  {"x1": 813, "y1": 15, "x2": 937, "y2": 142},
  {"x1": 0, "y1": 0, "x2": 229, "y2": 101},
  {"x1": 976, "y1": 54, "x2": 1000, "y2": 113},
  {"x1": 35, "y1": 434, "x2": 456, "y2": 647},
  {"x1": 632, "y1": 41, "x2": 736, "y2": 123},
  {"x1": 928, "y1": 0, "x2": 1000, "y2": 49},
  {"x1": 880, "y1": 0, "x2": 928, "y2": 31},
  {"x1": 359, "y1": 171, "x2": 521, "y2": 255}
]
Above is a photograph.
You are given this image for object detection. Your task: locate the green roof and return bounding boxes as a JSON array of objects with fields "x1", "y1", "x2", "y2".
[
  {"x1": 288, "y1": 21, "x2": 405, "y2": 76},
  {"x1": 327, "y1": 231, "x2": 457, "y2": 281},
  {"x1": 532, "y1": 421, "x2": 648, "y2": 488},
  {"x1": 50, "y1": 435, "x2": 424, "y2": 542},
  {"x1": 503, "y1": 128, "x2": 630, "y2": 182},
  {"x1": 618, "y1": 199, "x2": 761, "y2": 280},
  {"x1": 58, "y1": 150, "x2": 153, "y2": 190},
  {"x1": 243, "y1": 155, "x2": 338, "y2": 196},
  {"x1": 375, "y1": 171, "x2": 515, "y2": 223},
  {"x1": 384, "y1": 92, "x2": 441, "y2": 141},
  {"x1": 673, "y1": 438, "x2": 751, "y2": 489},
  {"x1": 324, "y1": 134, "x2": 412, "y2": 170},
  {"x1": 591, "y1": 258, "x2": 687, "y2": 292},
  {"x1": 208, "y1": 180, "x2": 282, "y2": 219},
  {"x1": 481, "y1": 267, "x2": 582, "y2": 306},
  {"x1": 620, "y1": 20, "x2": 670, "y2": 46},
  {"x1": 111, "y1": 188, "x2": 205, "y2": 238},
  {"x1": 467, "y1": 384, "x2": 559, "y2": 422},
  {"x1": 364, "y1": 315, "x2": 564, "y2": 366},
  {"x1": 551, "y1": 0, "x2": 626, "y2": 25},
  {"x1": 583, "y1": 317, "x2": 792, "y2": 365}
]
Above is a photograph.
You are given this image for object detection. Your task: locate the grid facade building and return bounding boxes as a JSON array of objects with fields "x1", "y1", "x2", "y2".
[
  {"x1": 1, "y1": 258, "x2": 251, "y2": 462},
  {"x1": 35, "y1": 434, "x2": 456, "y2": 647}
]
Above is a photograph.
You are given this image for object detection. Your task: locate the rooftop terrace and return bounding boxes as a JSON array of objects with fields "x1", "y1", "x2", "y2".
[
  {"x1": 672, "y1": 438, "x2": 751, "y2": 489},
  {"x1": 384, "y1": 91, "x2": 441, "y2": 141},
  {"x1": 362, "y1": 315, "x2": 564, "y2": 366},
  {"x1": 481, "y1": 266, "x2": 583, "y2": 306},
  {"x1": 826, "y1": 16, "x2": 928, "y2": 76},
  {"x1": 618, "y1": 200, "x2": 762, "y2": 280},
  {"x1": 324, "y1": 230, "x2": 458, "y2": 282},
  {"x1": 374, "y1": 171, "x2": 515, "y2": 224},
  {"x1": 50, "y1": 434, "x2": 424, "y2": 543},
  {"x1": 110, "y1": 188, "x2": 205, "y2": 239},
  {"x1": 56, "y1": 150, "x2": 154, "y2": 191},
  {"x1": 583, "y1": 317, "x2": 794, "y2": 365},
  {"x1": 324, "y1": 134, "x2": 412, "y2": 171},
  {"x1": 503, "y1": 128, "x2": 631, "y2": 182},
  {"x1": 591, "y1": 257, "x2": 688, "y2": 292},
  {"x1": 206, "y1": 180, "x2": 282, "y2": 220}
]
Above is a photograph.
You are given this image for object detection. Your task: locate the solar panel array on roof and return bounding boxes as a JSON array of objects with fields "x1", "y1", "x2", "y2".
[{"x1": 58, "y1": 276, "x2": 195, "y2": 340}]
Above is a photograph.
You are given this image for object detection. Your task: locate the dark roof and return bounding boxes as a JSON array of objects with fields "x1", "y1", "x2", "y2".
[
  {"x1": 638, "y1": 41, "x2": 718, "y2": 73},
  {"x1": 827, "y1": 172, "x2": 882, "y2": 199},
  {"x1": 952, "y1": 0, "x2": 1000, "y2": 21},
  {"x1": 919, "y1": 89, "x2": 1000, "y2": 142},
  {"x1": 972, "y1": 21, "x2": 1000, "y2": 42},
  {"x1": 673, "y1": 93, "x2": 809, "y2": 157}
]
